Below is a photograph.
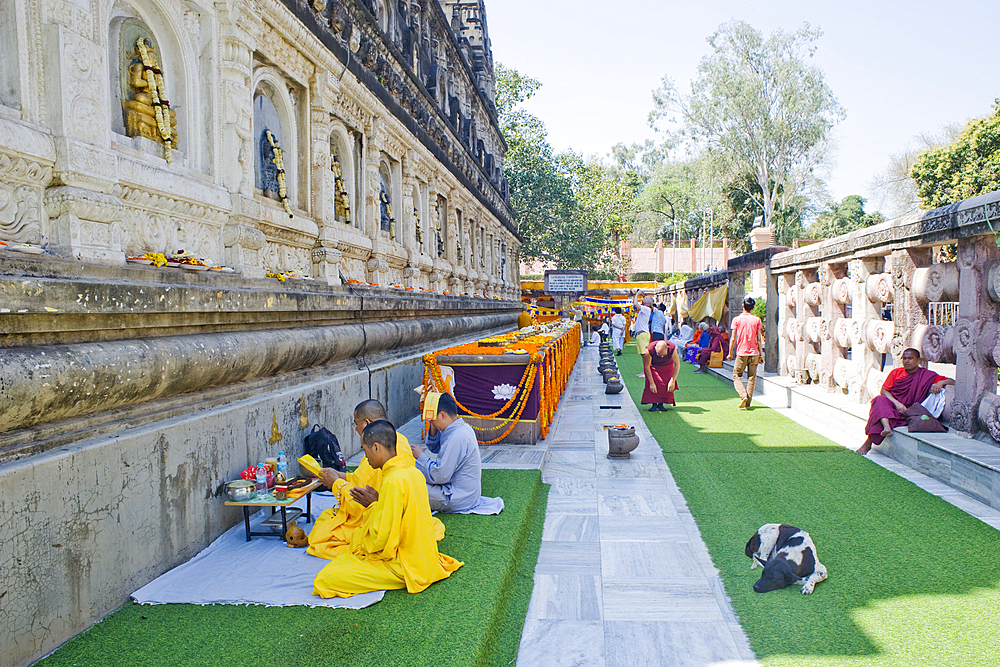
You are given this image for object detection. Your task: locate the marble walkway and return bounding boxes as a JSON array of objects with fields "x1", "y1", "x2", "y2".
[{"x1": 511, "y1": 344, "x2": 758, "y2": 667}]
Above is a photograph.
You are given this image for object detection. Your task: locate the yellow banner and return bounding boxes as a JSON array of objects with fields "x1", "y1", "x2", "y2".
[{"x1": 686, "y1": 284, "x2": 728, "y2": 322}]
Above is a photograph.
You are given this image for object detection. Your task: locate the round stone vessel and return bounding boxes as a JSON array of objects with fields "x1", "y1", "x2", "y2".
[{"x1": 608, "y1": 426, "x2": 639, "y2": 458}]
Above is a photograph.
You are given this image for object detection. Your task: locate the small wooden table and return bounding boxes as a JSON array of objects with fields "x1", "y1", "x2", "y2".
[{"x1": 224, "y1": 479, "x2": 323, "y2": 542}]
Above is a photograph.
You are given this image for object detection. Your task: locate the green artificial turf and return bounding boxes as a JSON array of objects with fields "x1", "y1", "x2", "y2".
[
  {"x1": 619, "y1": 350, "x2": 1000, "y2": 667},
  {"x1": 37, "y1": 469, "x2": 548, "y2": 667}
]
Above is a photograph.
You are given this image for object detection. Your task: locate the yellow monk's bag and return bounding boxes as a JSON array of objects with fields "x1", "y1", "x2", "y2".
[{"x1": 709, "y1": 351, "x2": 724, "y2": 368}]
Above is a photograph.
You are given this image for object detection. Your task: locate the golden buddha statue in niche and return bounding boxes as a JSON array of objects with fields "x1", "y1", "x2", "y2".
[{"x1": 122, "y1": 39, "x2": 177, "y2": 147}]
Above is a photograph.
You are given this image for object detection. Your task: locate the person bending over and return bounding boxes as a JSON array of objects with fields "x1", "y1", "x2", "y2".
[
  {"x1": 411, "y1": 393, "x2": 482, "y2": 512},
  {"x1": 641, "y1": 339, "x2": 680, "y2": 412},
  {"x1": 309, "y1": 399, "x2": 443, "y2": 560},
  {"x1": 856, "y1": 348, "x2": 954, "y2": 455},
  {"x1": 312, "y1": 420, "x2": 462, "y2": 598}
]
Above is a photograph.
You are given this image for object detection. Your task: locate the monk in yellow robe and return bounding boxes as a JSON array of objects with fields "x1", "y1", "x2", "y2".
[
  {"x1": 308, "y1": 400, "x2": 442, "y2": 560},
  {"x1": 313, "y1": 420, "x2": 463, "y2": 598}
]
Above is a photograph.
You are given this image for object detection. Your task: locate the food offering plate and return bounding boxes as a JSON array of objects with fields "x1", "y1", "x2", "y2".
[
  {"x1": 126, "y1": 257, "x2": 155, "y2": 265},
  {"x1": 182, "y1": 264, "x2": 210, "y2": 271},
  {"x1": 209, "y1": 266, "x2": 235, "y2": 273}
]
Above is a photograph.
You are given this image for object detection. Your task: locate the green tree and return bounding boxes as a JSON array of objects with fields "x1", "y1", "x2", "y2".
[
  {"x1": 632, "y1": 159, "x2": 706, "y2": 246},
  {"x1": 649, "y1": 21, "x2": 844, "y2": 231},
  {"x1": 567, "y1": 156, "x2": 637, "y2": 274},
  {"x1": 719, "y1": 174, "x2": 806, "y2": 253},
  {"x1": 808, "y1": 195, "x2": 884, "y2": 238},
  {"x1": 910, "y1": 101, "x2": 1000, "y2": 208},
  {"x1": 496, "y1": 64, "x2": 637, "y2": 273},
  {"x1": 495, "y1": 64, "x2": 575, "y2": 264}
]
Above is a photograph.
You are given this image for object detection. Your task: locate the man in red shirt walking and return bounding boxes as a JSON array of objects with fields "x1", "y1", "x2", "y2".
[{"x1": 729, "y1": 297, "x2": 764, "y2": 410}]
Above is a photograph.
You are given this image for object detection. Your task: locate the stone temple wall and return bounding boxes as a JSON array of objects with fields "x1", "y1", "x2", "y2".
[
  {"x1": 0, "y1": 0, "x2": 520, "y2": 664},
  {"x1": 766, "y1": 190, "x2": 1000, "y2": 442}
]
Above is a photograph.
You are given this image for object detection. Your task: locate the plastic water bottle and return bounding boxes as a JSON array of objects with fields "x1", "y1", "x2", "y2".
[
  {"x1": 276, "y1": 451, "x2": 288, "y2": 482},
  {"x1": 255, "y1": 463, "x2": 268, "y2": 497}
]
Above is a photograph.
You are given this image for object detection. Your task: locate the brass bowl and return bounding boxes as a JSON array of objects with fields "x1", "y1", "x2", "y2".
[{"x1": 226, "y1": 480, "x2": 255, "y2": 501}]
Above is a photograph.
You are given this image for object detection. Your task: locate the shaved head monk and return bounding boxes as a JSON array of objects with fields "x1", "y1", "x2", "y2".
[
  {"x1": 308, "y1": 400, "x2": 443, "y2": 560},
  {"x1": 312, "y1": 420, "x2": 463, "y2": 598},
  {"x1": 857, "y1": 348, "x2": 954, "y2": 455}
]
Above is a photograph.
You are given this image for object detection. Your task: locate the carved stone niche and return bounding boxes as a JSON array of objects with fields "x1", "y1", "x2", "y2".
[
  {"x1": 223, "y1": 223, "x2": 266, "y2": 278},
  {"x1": 44, "y1": 186, "x2": 125, "y2": 263},
  {"x1": 311, "y1": 245, "x2": 343, "y2": 286}
]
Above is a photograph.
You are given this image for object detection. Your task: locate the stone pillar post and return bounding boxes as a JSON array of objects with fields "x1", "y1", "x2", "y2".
[
  {"x1": 728, "y1": 271, "x2": 746, "y2": 330},
  {"x1": 850, "y1": 258, "x2": 884, "y2": 403},
  {"x1": 401, "y1": 174, "x2": 416, "y2": 253},
  {"x1": 776, "y1": 271, "x2": 794, "y2": 376},
  {"x1": 819, "y1": 262, "x2": 847, "y2": 392},
  {"x1": 951, "y1": 236, "x2": 1000, "y2": 437},
  {"x1": 749, "y1": 226, "x2": 773, "y2": 294},
  {"x1": 794, "y1": 269, "x2": 819, "y2": 384},
  {"x1": 311, "y1": 246, "x2": 343, "y2": 286},
  {"x1": 891, "y1": 248, "x2": 932, "y2": 363},
  {"x1": 223, "y1": 223, "x2": 266, "y2": 277},
  {"x1": 42, "y1": 23, "x2": 128, "y2": 262},
  {"x1": 364, "y1": 123, "x2": 381, "y2": 244},
  {"x1": 765, "y1": 268, "x2": 782, "y2": 373}
]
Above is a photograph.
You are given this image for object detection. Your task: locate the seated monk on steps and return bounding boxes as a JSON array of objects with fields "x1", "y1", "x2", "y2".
[
  {"x1": 856, "y1": 348, "x2": 954, "y2": 455},
  {"x1": 313, "y1": 420, "x2": 463, "y2": 598}
]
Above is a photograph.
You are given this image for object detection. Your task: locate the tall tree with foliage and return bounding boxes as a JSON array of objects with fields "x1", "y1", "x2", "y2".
[
  {"x1": 807, "y1": 195, "x2": 884, "y2": 239},
  {"x1": 495, "y1": 64, "x2": 575, "y2": 264},
  {"x1": 649, "y1": 21, "x2": 844, "y2": 231},
  {"x1": 497, "y1": 63, "x2": 638, "y2": 272},
  {"x1": 910, "y1": 101, "x2": 1000, "y2": 209},
  {"x1": 719, "y1": 174, "x2": 806, "y2": 254}
]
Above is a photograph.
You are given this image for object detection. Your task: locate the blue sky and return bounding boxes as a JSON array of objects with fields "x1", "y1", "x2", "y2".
[{"x1": 486, "y1": 0, "x2": 999, "y2": 207}]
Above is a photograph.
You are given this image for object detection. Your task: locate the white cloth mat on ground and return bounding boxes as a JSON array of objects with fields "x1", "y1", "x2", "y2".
[
  {"x1": 131, "y1": 492, "x2": 384, "y2": 609},
  {"x1": 451, "y1": 496, "x2": 504, "y2": 514}
]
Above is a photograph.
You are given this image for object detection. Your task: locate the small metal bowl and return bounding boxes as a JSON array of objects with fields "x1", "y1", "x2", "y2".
[{"x1": 226, "y1": 480, "x2": 255, "y2": 501}]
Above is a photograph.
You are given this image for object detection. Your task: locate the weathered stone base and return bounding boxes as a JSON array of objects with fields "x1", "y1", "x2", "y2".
[{"x1": 0, "y1": 326, "x2": 510, "y2": 667}]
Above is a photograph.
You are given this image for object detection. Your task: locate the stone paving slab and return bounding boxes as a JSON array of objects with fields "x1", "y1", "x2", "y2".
[{"x1": 516, "y1": 345, "x2": 759, "y2": 667}]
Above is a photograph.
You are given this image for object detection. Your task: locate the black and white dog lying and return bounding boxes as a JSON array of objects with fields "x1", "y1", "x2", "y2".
[{"x1": 745, "y1": 523, "x2": 827, "y2": 594}]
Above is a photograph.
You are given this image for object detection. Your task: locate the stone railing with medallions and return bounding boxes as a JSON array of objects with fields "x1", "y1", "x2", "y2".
[{"x1": 765, "y1": 189, "x2": 1000, "y2": 443}]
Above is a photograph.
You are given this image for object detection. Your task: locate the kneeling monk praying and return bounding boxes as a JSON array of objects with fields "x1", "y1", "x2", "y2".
[
  {"x1": 313, "y1": 420, "x2": 463, "y2": 598},
  {"x1": 856, "y1": 348, "x2": 954, "y2": 455},
  {"x1": 307, "y1": 400, "x2": 443, "y2": 560}
]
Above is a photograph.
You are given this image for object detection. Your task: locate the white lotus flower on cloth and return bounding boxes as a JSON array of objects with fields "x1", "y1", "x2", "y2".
[{"x1": 492, "y1": 383, "x2": 517, "y2": 401}]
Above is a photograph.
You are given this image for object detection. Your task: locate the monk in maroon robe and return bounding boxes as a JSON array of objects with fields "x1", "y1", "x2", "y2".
[
  {"x1": 642, "y1": 340, "x2": 680, "y2": 412},
  {"x1": 857, "y1": 348, "x2": 954, "y2": 455},
  {"x1": 694, "y1": 326, "x2": 729, "y2": 373}
]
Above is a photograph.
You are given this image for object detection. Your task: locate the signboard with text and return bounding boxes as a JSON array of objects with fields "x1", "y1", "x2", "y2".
[{"x1": 543, "y1": 270, "x2": 588, "y2": 296}]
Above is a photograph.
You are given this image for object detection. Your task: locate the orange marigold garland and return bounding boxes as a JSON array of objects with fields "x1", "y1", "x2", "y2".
[{"x1": 421, "y1": 322, "x2": 580, "y2": 444}]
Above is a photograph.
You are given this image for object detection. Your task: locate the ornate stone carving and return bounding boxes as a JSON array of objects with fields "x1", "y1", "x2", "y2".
[
  {"x1": 913, "y1": 263, "x2": 959, "y2": 304},
  {"x1": 43, "y1": 185, "x2": 125, "y2": 261},
  {"x1": 865, "y1": 273, "x2": 894, "y2": 303},
  {"x1": 834, "y1": 319, "x2": 851, "y2": 348},
  {"x1": 987, "y1": 261, "x2": 1000, "y2": 303},
  {"x1": 950, "y1": 399, "x2": 977, "y2": 435},
  {"x1": 0, "y1": 182, "x2": 43, "y2": 244},
  {"x1": 865, "y1": 320, "x2": 893, "y2": 354},
  {"x1": 977, "y1": 393, "x2": 1000, "y2": 443},
  {"x1": 831, "y1": 277, "x2": 852, "y2": 304},
  {"x1": 953, "y1": 318, "x2": 975, "y2": 361},
  {"x1": 921, "y1": 324, "x2": 956, "y2": 364},
  {"x1": 833, "y1": 358, "x2": 850, "y2": 388}
]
